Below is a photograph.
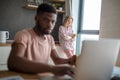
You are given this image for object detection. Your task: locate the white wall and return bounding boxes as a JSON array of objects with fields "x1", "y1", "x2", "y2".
[{"x1": 99, "y1": 0, "x2": 120, "y2": 66}]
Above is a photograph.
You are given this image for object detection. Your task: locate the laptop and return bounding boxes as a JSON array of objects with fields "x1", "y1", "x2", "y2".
[
  {"x1": 75, "y1": 39, "x2": 120, "y2": 80},
  {"x1": 39, "y1": 39, "x2": 120, "y2": 80}
]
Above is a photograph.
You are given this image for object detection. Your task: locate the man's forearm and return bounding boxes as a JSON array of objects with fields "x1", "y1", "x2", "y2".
[{"x1": 8, "y1": 56, "x2": 53, "y2": 74}]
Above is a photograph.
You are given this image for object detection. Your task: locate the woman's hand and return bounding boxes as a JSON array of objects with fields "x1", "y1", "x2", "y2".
[{"x1": 71, "y1": 34, "x2": 76, "y2": 38}]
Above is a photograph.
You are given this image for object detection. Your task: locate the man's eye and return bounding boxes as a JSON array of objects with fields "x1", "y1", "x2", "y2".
[
  {"x1": 52, "y1": 21, "x2": 55, "y2": 24},
  {"x1": 44, "y1": 19, "x2": 49, "y2": 22}
]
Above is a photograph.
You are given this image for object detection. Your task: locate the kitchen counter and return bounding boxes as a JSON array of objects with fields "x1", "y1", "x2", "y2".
[
  {"x1": 0, "y1": 41, "x2": 12, "y2": 70},
  {"x1": 0, "y1": 40, "x2": 13, "y2": 46},
  {"x1": 0, "y1": 42, "x2": 12, "y2": 46}
]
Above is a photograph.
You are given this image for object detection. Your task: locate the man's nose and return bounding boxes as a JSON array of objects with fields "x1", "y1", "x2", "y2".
[{"x1": 47, "y1": 22, "x2": 53, "y2": 28}]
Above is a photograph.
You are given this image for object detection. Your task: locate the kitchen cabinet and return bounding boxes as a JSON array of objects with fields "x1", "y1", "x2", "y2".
[{"x1": 0, "y1": 43, "x2": 11, "y2": 70}]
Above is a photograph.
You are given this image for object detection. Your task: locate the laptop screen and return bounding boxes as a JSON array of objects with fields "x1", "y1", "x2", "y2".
[{"x1": 75, "y1": 39, "x2": 120, "y2": 80}]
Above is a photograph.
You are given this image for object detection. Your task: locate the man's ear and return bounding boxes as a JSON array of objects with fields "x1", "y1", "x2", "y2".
[{"x1": 35, "y1": 15, "x2": 38, "y2": 21}]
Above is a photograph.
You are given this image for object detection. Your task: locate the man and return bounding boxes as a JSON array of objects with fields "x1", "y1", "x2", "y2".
[{"x1": 7, "y1": 3, "x2": 76, "y2": 77}]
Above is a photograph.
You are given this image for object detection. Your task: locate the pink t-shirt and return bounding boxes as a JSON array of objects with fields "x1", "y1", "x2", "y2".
[{"x1": 14, "y1": 28, "x2": 56, "y2": 64}]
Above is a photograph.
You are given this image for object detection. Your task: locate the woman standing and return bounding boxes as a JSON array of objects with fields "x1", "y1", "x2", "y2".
[{"x1": 59, "y1": 16, "x2": 76, "y2": 58}]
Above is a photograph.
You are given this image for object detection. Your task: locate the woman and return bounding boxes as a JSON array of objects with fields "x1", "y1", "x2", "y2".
[{"x1": 59, "y1": 16, "x2": 76, "y2": 58}]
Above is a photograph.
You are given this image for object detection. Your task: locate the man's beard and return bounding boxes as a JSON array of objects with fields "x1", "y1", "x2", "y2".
[{"x1": 37, "y1": 24, "x2": 52, "y2": 35}]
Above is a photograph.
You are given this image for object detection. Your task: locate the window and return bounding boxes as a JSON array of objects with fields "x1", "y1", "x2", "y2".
[{"x1": 76, "y1": 0, "x2": 102, "y2": 54}]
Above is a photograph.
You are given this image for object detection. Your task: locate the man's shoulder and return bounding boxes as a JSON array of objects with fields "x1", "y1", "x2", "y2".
[
  {"x1": 16, "y1": 28, "x2": 32, "y2": 36},
  {"x1": 14, "y1": 28, "x2": 34, "y2": 44},
  {"x1": 46, "y1": 35, "x2": 54, "y2": 40},
  {"x1": 17, "y1": 28, "x2": 32, "y2": 33},
  {"x1": 14, "y1": 28, "x2": 33, "y2": 41}
]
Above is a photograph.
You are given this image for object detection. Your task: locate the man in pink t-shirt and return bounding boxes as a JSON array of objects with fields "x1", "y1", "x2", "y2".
[{"x1": 7, "y1": 3, "x2": 76, "y2": 77}]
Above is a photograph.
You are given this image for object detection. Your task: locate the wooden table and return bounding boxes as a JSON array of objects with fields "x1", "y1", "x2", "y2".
[
  {"x1": 0, "y1": 70, "x2": 71, "y2": 80},
  {"x1": 1, "y1": 70, "x2": 120, "y2": 80},
  {"x1": 0, "y1": 70, "x2": 58, "y2": 80},
  {"x1": 0, "y1": 70, "x2": 40, "y2": 79}
]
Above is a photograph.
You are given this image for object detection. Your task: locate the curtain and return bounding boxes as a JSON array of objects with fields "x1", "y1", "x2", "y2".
[{"x1": 65, "y1": 0, "x2": 72, "y2": 16}]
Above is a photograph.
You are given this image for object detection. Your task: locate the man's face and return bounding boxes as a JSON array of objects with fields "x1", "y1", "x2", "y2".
[{"x1": 36, "y1": 12, "x2": 57, "y2": 35}]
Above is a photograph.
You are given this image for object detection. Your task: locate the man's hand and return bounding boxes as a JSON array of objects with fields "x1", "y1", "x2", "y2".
[
  {"x1": 68, "y1": 55, "x2": 76, "y2": 65},
  {"x1": 52, "y1": 65, "x2": 75, "y2": 77}
]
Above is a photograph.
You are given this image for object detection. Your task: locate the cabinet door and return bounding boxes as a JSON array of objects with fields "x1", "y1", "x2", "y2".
[{"x1": 0, "y1": 46, "x2": 11, "y2": 70}]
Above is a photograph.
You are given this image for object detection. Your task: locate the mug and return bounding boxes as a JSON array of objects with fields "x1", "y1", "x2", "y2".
[
  {"x1": 0, "y1": 31, "x2": 9, "y2": 43},
  {"x1": 59, "y1": 7, "x2": 63, "y2": 11}
]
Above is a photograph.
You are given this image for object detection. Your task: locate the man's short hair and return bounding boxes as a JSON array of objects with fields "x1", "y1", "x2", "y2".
[{"x1": 37, "y1": 3, "x2": 57, "y2": 15}]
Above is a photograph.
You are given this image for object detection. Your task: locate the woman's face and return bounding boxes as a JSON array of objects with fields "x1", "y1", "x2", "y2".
[{"x1": 66, "y1": 18, "x2": 73, "y2": 27}]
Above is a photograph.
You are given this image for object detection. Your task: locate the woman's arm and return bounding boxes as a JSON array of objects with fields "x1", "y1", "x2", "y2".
[{"x1": 59, "y1": 26, "x2": 72, "y2": 41}]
